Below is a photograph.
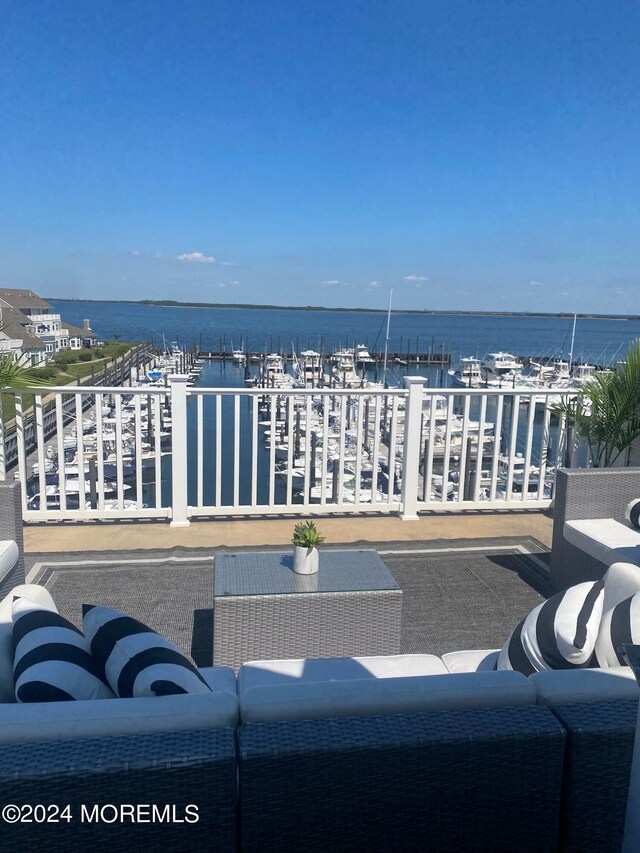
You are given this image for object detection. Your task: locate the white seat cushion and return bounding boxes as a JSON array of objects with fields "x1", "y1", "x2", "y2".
[
  {"x1": 0, "y1": 584, "x2": 57, "y2": 703},
  {"x1": 239, "y1": 670, "x2": 536, "y2": 723},
  {"x1": 0, "y1": 665, "x2": 237, "y2": 744},
  {"x1": 564, "y1": 519, "x2": 640, "y2": 566},
  {"x1": 0, "y1": 540, "x2": 19, "y2": 583},
  {"x1": 530, "y1": 667, "x2": 640, "y2": 705},
  {"x1": 442, "y1": 650, "x2": 500, "y2": 673},
  {"x1": 238, "y1": 654, "x2": 448, "y2": 693}
]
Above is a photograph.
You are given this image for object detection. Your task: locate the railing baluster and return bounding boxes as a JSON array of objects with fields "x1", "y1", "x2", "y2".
[
  {"x1": 321, "y1": 393, "x2": 329, "y2": 505},
  {"x1": 154, "y1": 394, "x2": 162, "y2": 509},
  {"x1": 135, "y1": 394, "x2": 143, "y2": 509},
  {"x1": 388, "y1": 396, "x2": 398, "y2": 504},
  {"x1": 15, "y1": 394, "x2": 27, "y2": 514},
  {"x1": 54, "y1": 394, "x2": 67, "y2": 513},
  {"x1": 114, "y1": 394, "x2": 123, "y2": 510},
  {"x1": 197, "y1": 394, "x2": 203, "y2": 508},
  {"x1": 457, "y1": 396, "x2": 471, "y2": 503},
  {"x1": 489, "y1": 395, "x2": 504, "y2": 502},
  {"x1": 338, "y1": 395, "x2": 347, "y2": 505},
  {"x1": 521, "y1": 395, "x2": 536, "y2": 501},
  {"x1": 505, "y1": 394, "x2": 521, "y2": 502},
  {"x1": 95, "y1": 392, "x2": 105, "y2": 513},
  {"x1": 473, "y1": 395, "x2": 487, "y2": 502},
  {"x1": 215, "y1": 395, "x2": 222, "y2": 507},
  {"x1": 354, "y1": 395, "x2": 364, "y2": 507},
  {"x1": 74, "y1": 393, "x2": 86, "y2": 513},
  {"x1": 538, "y1": 399, "x2": 552, "y2": 501},
  {"x1": 423, "y1": 392, "x2": 437, "y2": 504},
  {"x1": 251, "y1": 395, "x2": 258, "y2": 506},
  {"x1": 233, "y1": 395, "x2": 240, "y2": 507},
  {"x1": 286, "y1": 395, "x2": 294, "y2": 506},
  {"x1": 370, "y1": 395, "x2": 381, "y2": 506},
  {"x1": 269, "y1": 393, "x2": 276, "y2": 506},
  {"x1": 441, "y1": 396, "x2": 454, "y2": 504},
  {"x1": 304, "y1": 395, "x2": 312, "y2": 508}
]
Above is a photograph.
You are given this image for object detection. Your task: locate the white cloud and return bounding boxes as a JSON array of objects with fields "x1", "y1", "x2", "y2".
[
  {"x1": 218, "y1": 283, "x2": 226, "y2": 288},
  {"x1": 130, "y1": 250, "x2": 141, "y2": 256},
  {"x1": 229, "y1": 280, "x2": 240, "y2": 285},
  {"x1": 220, "y1": 260, "x2": 238, "y2": 266},
  {"x1": 322, "y1": 280, "x2": 340, "y2": 286},
  {"x1": 369, "y1": 281, "x2": 381, "y2": 288},
  {"x1": 403, "y1": 274, "x2": 427, "y2": 282},
  {"x1": 528, "y1": 280, "x2": 544, "y2": 287},
  {"x1": 177, "y1": 252, "x2": 215, "y2": 263}
]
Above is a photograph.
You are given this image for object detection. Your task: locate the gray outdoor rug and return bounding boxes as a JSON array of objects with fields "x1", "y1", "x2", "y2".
[{"x1": 27, "y1": 536, "x2": 552, "y2": 665}]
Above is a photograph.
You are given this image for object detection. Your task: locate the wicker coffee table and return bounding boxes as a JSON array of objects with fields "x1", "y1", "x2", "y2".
[{"x1": 213, "y1": 549, "x2": 402, "y2": 669}]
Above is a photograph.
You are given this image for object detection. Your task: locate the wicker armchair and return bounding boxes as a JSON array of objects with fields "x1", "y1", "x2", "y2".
[
  {"x1": 0, "y1": 479, "x2": 24, "y2": 599},
  {"x1": 551, "y1": 467, "x2": 640, "y2": 591}
]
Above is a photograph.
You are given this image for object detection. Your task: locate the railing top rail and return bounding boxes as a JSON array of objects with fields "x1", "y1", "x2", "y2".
[
  {"x1": 422, "y1": 386, "x2": 575, "y2": 397},
  {"x1": 186, "y1": 386, "x2": 408, "y2": 396},
  {"x1": 3, "y1": 385, "x2": 169, "y2": 395}
]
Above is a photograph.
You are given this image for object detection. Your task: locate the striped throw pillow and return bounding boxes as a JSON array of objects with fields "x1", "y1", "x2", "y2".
[
  {"x1": 594, "y1": 591, "x2": 640, "y2": 667},
  {"x1": 83, "y1": 605, "x2": 211, "y2": 698},
  {"x1": 12, "y1": 598, "x2": 115, "y2": 702},
  {"x1": 625, "y1": 499, "x2": 640, "y2": 530},
  {"x1": 497, "y1": 580, "x2": 605, "y2": 675}
]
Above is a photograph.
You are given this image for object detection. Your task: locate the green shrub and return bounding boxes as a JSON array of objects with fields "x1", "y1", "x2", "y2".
[
  {"x1": 78, "y1": 350, "x2": 93, "y2": 362},
  {"x1": 29, "y1": 365, "x2": 58, "y2": 381},
  {"x1": 55, "y1": 350, "x2": 79, "y2": 366}
]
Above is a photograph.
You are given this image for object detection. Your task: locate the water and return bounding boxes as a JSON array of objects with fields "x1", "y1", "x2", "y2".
[{"x1": 51, "y1": 299, "x2": 640, "y2": 369}]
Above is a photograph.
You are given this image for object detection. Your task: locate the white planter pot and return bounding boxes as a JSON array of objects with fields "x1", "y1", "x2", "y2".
[{"x1": 293, "y1": 545, "x2": 319, "y2": 575}]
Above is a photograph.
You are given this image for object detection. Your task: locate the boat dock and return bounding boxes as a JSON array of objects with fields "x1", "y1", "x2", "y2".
[{"x1": 197, "y1": 349, "x2": 452, "y2": 366}]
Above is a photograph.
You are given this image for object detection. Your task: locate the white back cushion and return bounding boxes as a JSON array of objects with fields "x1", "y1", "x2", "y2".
[
  {"x1": 238, "y1": 654, "x2": 447, "y2": 693},
  {"x1": 0, "y1": 585, "x2": 57, "y2": 703},
  {"x1": 240, "y1": 670, "x2": 536, "y2": 723},
  {"x1": 530, "y1": 667, "x2": 640, "y2": 705}
]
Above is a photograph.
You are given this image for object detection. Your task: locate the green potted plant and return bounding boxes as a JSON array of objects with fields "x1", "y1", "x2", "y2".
[
  {"x1": 291, "y1": 520, "x2": 325, "y2": 575},
  {"x1": 552, "y1": 339, "x2": 640, "y2": 467}
]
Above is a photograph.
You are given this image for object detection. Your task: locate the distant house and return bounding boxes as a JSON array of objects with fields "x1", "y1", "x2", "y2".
[
  {"x1": 63, "y1": 320, "x2": 97, "y2": 350},
  {"x1": 0, "y1": 288, "x2": 96, "y2": 362}
]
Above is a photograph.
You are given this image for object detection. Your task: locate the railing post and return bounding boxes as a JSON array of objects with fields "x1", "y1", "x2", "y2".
[
  {"x1": 400, "y1": 376, "x2": 426, "y2": 520},
  {"x1": 169, "y1": 374, "x2": 190, "y2": 527}
]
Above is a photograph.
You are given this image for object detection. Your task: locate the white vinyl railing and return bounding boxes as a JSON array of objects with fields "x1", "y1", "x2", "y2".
[{"x1": 0, "y1": 377, "x2": 575, "y2": 524}]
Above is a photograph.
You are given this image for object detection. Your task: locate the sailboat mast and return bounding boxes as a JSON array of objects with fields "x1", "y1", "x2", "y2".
[
  {"x1": 382, "y1": 288, "x2": 393, "y2": 387},
  {"x1": 568, "y1": 312, "x2": 577, "y2": 370}
]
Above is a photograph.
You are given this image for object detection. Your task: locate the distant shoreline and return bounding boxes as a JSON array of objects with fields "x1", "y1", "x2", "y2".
[{"x1": 48, "y1": 297, "x2": 638, "y2": 321}]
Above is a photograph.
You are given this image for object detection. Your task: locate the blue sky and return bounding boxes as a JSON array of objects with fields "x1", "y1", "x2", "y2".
[{"x1": 1, "y1": 1, "x2": 639, "y2": 312}]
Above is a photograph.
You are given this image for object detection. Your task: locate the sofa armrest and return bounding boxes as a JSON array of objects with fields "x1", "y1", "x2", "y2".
[
  {"x1": 551, "y1": 468, "x2": 640, "y2": 590},
  {"x1": 0, "y1": 481, "x2": 23, "y2": 593},
  {"x1": 0, "y1": 728, "x2": 237, "y2": 851}
]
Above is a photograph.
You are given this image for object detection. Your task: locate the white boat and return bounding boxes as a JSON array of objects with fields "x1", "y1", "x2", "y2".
[
  {"x1": 329, "y1": 349, "x2": 363, "y2": 388},
  {"x1": 480, "y1": 352, "x2": 523, "y2": 383},
  {"x1": 232, "y1": 349, "x2": 246, "y2": 364},
  {"x1": 355, "y1": 344, "x2": 375, "y2": 364},
  {"x1": 295, "y1": 350, "x2": 323, "y2": 387},
  {"x1": 449, "y1": 357, "x2": 484, "y2": 388},
  {"x1": 260, "y1": 354, "x2": 293, "y2": 388}
]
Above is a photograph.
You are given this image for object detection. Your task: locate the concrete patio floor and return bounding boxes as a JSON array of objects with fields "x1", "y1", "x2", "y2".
[{"x1": 23, "y1": 509, "x2": 554, "y2": 553}]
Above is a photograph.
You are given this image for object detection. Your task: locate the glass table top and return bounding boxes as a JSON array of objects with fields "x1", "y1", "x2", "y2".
[{"x1": 214, "y1": 549, "x2": 400, "y2": 597}]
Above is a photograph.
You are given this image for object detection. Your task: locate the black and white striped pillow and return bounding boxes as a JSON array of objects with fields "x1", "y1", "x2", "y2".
[
  {"x1": 625, "y1": 499, "x2": 640, "y2": 530},
  {"x1": 594, "y1": 592, "x2": 640, "y2": 668},
  {"x1": 12, "y1": 598, "x2": 115, "y2": 702},
  {"x1": 497, "y1": 580, "x2": 605, "y2": 675},
  {"x1": 83, "y1": 605, "x2": 211, "y2": 698}
]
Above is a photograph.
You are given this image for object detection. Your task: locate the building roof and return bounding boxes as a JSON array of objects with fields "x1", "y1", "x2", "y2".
[
  {"x1": 0, "y1": 288, "x2": 52, "y2": 312},
  {"x1": 65, "y1": 322, "x2": 96, "y2": 339},
  {"x1": 0, "y1": 303, "x2": 46, "y2": 351}
]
